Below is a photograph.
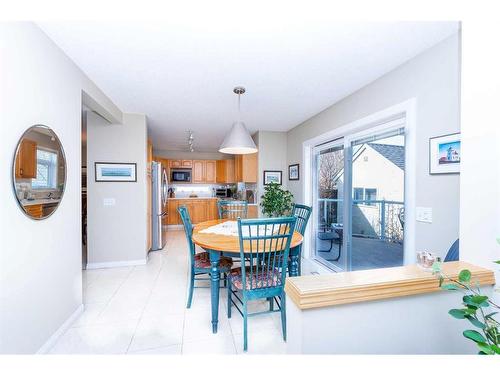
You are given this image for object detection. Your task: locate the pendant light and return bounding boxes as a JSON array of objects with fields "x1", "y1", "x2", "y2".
[{"x1": 219, "y1": 86, "x2": 258, "y2": 154}]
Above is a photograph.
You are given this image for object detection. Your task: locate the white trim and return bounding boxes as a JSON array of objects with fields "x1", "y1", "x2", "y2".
[
  {"x1": 86, "y1": 258, "x2": 147, "y2": 269},
  {"x1": 36, "y1": 304, "x2": 84, "y2": 354},
  {"x1": 302, "y1": 98, "x2": 417, "y2": 268}
]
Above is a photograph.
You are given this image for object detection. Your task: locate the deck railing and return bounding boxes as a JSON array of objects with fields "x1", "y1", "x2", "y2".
[{"x1": 318, "y1": 198, "x2": 404, "y2": 242}]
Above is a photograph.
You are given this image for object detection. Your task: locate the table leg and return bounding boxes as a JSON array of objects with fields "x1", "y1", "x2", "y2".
[
  {"x1": 208, "y1": 249, "x2": 221, "y2": 334},
  {"x1": 289, "y1": 246, "x2": 300, "y2": 277}
]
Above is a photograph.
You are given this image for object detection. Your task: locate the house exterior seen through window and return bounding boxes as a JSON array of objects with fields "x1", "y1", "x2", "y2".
[{"x1": 32, "y1": 148, "x2": 58, "y2": 190}]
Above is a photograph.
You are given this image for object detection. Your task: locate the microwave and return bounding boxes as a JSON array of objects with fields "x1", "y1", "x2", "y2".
[
  {"x1": 171, "y1": 169, "x2": 192, "y2": 183},
  {"x1": 215, "y1": 188, "x2": 233, "y2": 198}
]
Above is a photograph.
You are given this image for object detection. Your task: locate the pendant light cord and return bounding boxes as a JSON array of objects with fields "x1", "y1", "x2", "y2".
[{"x1": 237, "y1": 92, "x2": 241, "y2": 122}]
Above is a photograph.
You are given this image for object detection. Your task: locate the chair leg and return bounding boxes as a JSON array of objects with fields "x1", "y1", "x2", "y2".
[
  {"x1": 280, "y1": 293, "x2": 287, "y2": 341},
  {"x1": 243, "y1": 299, "x2": 248, "y2": 351},
  {"x1": 227, "y1": 283, "x2": 232, "y2": 318},
  {"x1": 223, "y1": 272, "x2": 227, "y2": 288},
  {"x1": 269, "y1": 297, "x2": 274, "y2": 311},
  {"x1": 187, "y1": 267, "x2": 195, "y2": 308}
]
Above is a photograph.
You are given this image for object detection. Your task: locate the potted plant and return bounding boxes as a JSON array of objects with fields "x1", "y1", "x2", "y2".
[
  {"x1": 433, "y1": 240, "x2": 500, "y2": 355},
  {"x1": 260, "y1": 182, "x2": 294, "y2": 217}
]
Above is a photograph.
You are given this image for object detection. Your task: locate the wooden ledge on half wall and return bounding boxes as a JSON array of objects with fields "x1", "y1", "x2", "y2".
[{"x1": 284, "y1": 261, "x2": 496, "y2": 310}]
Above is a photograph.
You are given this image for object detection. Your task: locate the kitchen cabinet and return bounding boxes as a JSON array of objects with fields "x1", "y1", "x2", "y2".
[
  {"x1": 247, "y1": 205, "x2": 259, "y2": 218},
  {"x1": 24, "y1": 204, "x2": 43, "y2": 218},
  {"x1": 167, "y1": 198, "x2": 219, "y2": 225},
  {"x1": 15, "y1": 139, "x2": 37, "y2": 179},
  {"x1": 216, "y1": 159, "x2": 235, "y2": 183},
  {"x1": 169, "y1": 159, "x2": 192, "y2": 169},
  {"x1": 205, "y1": 160, "x2": 216, "y2": 183},
  {"x1": 235, "y1": 152, "x2": 258, "y2": 183},
  {"x1": 192, "y1": 160, "x2": 205, "y2": 183},
  {"x1": 147, "y1": 140, "x2": 153, "y2": 250}
]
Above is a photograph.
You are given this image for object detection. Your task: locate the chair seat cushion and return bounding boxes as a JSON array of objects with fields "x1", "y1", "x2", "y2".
[
  {"x1": 194, "y1": 252, "x2": 233, "y2": 270},
  {"x1": 229, "y1": 266, "x2": 282, "y2": 290}
]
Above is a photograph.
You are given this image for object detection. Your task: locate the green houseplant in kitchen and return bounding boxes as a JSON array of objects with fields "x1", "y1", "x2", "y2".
[
  {"x1": 260, "y1": 182, "x2": 294, "y2": 217},
  {"x1": 433, "y1": 239, "x2": 500, "y2": 355}
]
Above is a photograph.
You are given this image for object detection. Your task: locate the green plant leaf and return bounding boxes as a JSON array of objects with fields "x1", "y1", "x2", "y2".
[
  {"x1": 441, "y1": 283, "x2": 459, "y2": 291},
  {"x1": 485, "y1": 312, "x2": 498, "y2": 319},
  {"x1": 477, "y1": 342, "x2": 495, "y2": 355},
  {"x1": 458, "y1": 269, "x2": 471, "y2": 283},
  {"x1": 466, "y1": 315, "x2": 487, "y2": 329},
  {"x1": 432, "y1": 261, "x2": 442, "y2": 273},
  {"x1": 449, "y1": 309, "x2": 468, "y2": 319},
  {"x1": 463, "y1": 330, "x2": 487, "y2": 343},
  {"x1": 492, "y1": 345, "x2": 500, "y2": 354},
  {"x1": 463, "y1": 295, "x2": 489, "y2": 308},
  {"x1": 494, "y1": 260, "x2": 500, "y2": 265}
]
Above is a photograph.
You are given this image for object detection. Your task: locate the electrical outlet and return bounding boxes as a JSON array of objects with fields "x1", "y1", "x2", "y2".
[
  {"x1": 103, "y1": 198, "x2": 116, "y2": 206},
  {"x1": 416, "y1": 207, "x2": 432, "y2": 223}
]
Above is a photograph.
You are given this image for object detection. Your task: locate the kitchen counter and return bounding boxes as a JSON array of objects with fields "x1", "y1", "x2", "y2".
[
  {"x1": 168, "y1": 197, "x2": 218, "y2": 200},
  {"x1": 21, "y1": 198, "x2": 61, "y2": 206},
  {"x1": 285, "y1": 261, "x2": 496, "y2": 354}
]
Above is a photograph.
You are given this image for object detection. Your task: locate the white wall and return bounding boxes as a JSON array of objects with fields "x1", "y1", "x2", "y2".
[
  {"x1": 255, "y1": 131, "x2": 288, "y2": 203},
  {"x1": 460, "y1": 21, "x2": 500, "y2": 278},
  {"x1": 86, "y1": 112, "x2": 148, "y2": 267},
  {"x1": 0, "y1": 22, "x2": 122, "y2": 353},
  {"x1": 287, "y1": 33, "x2": 461, "y2": 258}
]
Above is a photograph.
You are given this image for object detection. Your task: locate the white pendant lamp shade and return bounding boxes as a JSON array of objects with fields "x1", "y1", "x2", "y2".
[
  {"x1": 219, "y1": 121, "x2": 257, "y2": 154},
  {"x1": 219, "y1": 86, "x2": 258, "y2": 154}
]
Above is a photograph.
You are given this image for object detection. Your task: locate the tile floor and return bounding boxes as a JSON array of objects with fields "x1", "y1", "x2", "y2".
[{"x1": 49, "y1": 229, "x2": 287, "y2": 355}]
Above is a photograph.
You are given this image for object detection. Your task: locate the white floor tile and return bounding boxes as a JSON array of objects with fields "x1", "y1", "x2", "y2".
[
  {"x1": 49, "y1": 229, "x2": 286, "y2": 355},
  {"x1": 128, "y1": 314, "x2": 184, "y2": 352},
  {"x1": 182, "y1": 335, "x2": 237, "y2": 355},
  {"x1": 127, "y1": 344, "x2": 182, "y2": 355}
]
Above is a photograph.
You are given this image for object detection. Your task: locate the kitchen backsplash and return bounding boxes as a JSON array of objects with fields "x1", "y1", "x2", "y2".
[
  {"x1": 15, "y1": 181, "x2": 63, "y2": 200},
  {"x1": 170, "y1": 183, "x2": 236, "y2": 198}
]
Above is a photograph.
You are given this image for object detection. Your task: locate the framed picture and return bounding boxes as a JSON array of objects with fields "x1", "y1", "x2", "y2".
[
  {"x1": 263, "y1": 170, "x2": 282, "y2": 185},
  {"x1": 429, "y1": 133, "x2": 461, "y2": 175},
  {"x1": 288, "y1": 164, "x2": 299, "y2": 180},
  {"x1": 95, "y1": 162, "x2": 137, "y2": 182}
]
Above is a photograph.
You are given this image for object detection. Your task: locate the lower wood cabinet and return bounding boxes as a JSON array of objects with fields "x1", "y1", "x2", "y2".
[
  {"x1": 247, "y1": 205, "x2": 259, "y2": 218},
  {"x1": 168, "y1": 199, "x2": 219, "y2": 225},
  {"x1": 24, "y1": 204, "x2": 43, "y2": 218}
]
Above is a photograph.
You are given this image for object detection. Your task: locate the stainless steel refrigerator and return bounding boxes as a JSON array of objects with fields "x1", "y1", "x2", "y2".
[{"x1": 152, "y1": 161, "x2": 168, "y2": 250}]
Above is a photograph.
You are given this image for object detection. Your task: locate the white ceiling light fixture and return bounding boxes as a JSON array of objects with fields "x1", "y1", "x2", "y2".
[{"x1": 219, "y1": 87, "x2": 258, "y2": 155}]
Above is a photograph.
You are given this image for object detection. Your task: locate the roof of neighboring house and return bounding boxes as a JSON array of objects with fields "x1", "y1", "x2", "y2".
[{"x1": 367, "y1": 143, "x2": 405, "y2": 170}]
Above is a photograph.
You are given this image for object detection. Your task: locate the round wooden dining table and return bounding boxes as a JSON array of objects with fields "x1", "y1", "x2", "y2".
[{"x1": 192, "y1": 219, "x2": 303, "y2": 333}]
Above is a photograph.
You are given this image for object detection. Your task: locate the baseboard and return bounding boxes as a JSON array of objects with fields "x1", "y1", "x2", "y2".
[
  {"x1": 37, "y1": 304, "x2": 84, "y2": 354},
  {"x1": 86, "y1": 258, "x2": 147, "y2": 269}
]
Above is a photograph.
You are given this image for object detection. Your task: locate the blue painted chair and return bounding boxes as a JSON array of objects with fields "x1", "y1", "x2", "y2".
[
  {"x1": 291, "y1": 204, "x2": 312, "y2": 275},
  {"x1": 178, "y1": 205, "x2": 233, "y2": 308},
  {"x1": 227, "y1": 216, "x2": 297, "y2": 351},
  {"x1": 217, "y1": 200, "x2": 248, "y2": 220},
  {"x1": 444, "y1": 239, "x2": 459, "y2": 262}
]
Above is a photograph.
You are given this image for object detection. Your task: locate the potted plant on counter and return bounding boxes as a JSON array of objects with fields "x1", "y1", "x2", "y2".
[
  {"x1": 432, "y1": 239, "x2": 500, "y2": 355},
  {"x1": 260, "y1": 182, "x2": 294, "y2": 217}
]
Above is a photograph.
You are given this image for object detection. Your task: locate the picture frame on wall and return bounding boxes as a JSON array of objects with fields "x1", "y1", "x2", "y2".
[
  {"x1": 288, "y1": 164, "x2": 299, "y2": 180},
  {"x1": 429, "y1": 133, "x2": 461, "y2": 175},
  {"x1": 263, "y1": 170, "x2": 282, "y2": 185},
  {"x1": 95, "y1": 162, "x2": 137, "y2": 182}
]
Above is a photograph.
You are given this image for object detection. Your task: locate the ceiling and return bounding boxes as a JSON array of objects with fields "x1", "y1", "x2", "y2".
[{"x1": 38, "y1": 21, "x2": 459, "y2": 152}]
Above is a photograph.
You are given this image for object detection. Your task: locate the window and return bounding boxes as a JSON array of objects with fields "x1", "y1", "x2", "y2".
[
  {"x1": 353, "y1": 188, "x2": 364, "y2": 201},
  {"x1": 365, "y1": 188, "x2": 377, "y2": 206},
  {"x1": 32, "y1": 148, "x2": 58, "y2": 189}
]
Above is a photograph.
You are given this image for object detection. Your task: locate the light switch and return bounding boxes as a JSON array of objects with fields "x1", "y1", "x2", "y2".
[
  {"x1": 416, "y1": 207, "x2": 432, "y2": 223},
  {"x1": 103, "y1": 198, "x2": 116, "y2": 206}
]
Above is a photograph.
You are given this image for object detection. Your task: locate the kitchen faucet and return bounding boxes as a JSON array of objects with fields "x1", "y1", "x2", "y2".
[{"x1": 47, "y1": 192, "x2": 53, "y2": 199}]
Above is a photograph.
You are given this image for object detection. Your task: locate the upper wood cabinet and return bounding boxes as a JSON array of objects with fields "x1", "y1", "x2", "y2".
[
  {"x1": 216, "y1": 159, "x2": 235, "y2": 183},
  {"x1": 235, "y1": 153, "x2": 258, "y2": 183},
  {"x1": 205, "y1": 160, "x2": 216, "y2": 183},
  {"x1": 15, "y1": 139, "x2": 37, "y2": 179},
  {"x1": 192, "y1": 160, "x2": 205, "y2": 183},
  {"x1": 181, "y1": 160, "x2": 193, "y2": 168}
]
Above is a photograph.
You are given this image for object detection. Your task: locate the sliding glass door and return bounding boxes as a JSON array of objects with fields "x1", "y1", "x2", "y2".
[
  {"x1": 313, "y1": 126, "x2": 406, "y2": 272},
  {"x1": 313, "y1": 140, "x2": 346, "y2": 271}
]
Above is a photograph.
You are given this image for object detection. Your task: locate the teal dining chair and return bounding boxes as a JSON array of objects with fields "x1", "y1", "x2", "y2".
[
  {"x1": 291, "y1": 204, "x2": 312, "y2": 276},
  {"x1": 178, "y1": 205, "x2": 233, "y2": 308},
  {"x1": 217, "y1": 200, "x2": 248, "y2": 220},
  {"x1": 227, "y1": 216, "x2": 297, "y2": 351}
]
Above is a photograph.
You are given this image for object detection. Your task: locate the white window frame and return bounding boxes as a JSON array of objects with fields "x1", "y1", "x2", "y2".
[
  {"x1": 302, "y1": 98, "x2": 417, "y2": 270},
  {"x1": 32, "y1": 146, "x2": 59, "y2": 191}
]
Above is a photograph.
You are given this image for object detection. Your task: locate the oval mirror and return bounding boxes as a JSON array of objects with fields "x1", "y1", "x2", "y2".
[{"x1": 12, "y1": 125, "x2": 66, "y2": 220}]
